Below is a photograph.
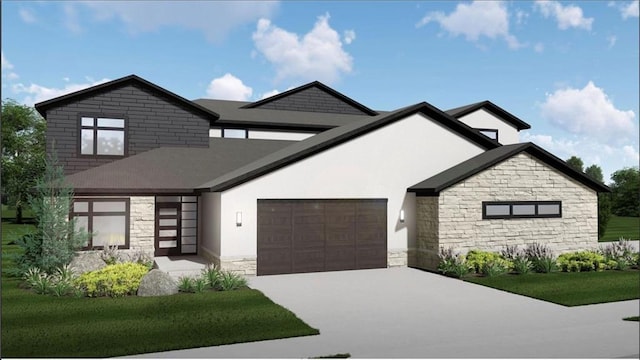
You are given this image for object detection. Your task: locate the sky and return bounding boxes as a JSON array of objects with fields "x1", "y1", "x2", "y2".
[{"x1": 1, "y1": 1, "x2": 638, "y2": 183}]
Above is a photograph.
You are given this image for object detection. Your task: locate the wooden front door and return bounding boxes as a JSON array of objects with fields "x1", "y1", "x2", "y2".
[{"x1": 155, "y1": 202, "x2": 181, "y2": 256}]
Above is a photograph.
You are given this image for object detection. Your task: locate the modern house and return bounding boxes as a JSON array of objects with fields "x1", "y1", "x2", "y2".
[{"x1": 35, "y1": 75, "x2": 609, "y2": 275}]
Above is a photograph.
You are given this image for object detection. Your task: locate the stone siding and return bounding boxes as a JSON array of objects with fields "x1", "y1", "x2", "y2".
[
  {"x1": 414, "y1": 153, "x2": 598, "y2": 271},
  {"x1": 129, "y1": 196, "x2": 155, "y2": 256},
  {"x1": 387, "y1": 249, "x2": 408, "y2": 267}
]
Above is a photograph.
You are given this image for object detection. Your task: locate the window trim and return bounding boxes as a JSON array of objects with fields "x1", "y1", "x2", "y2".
[
  {"x1": 71, "y1": 198, "x2": 130, "y2": 250},
  {"x1": 482, "y1": 201, "x2": 562, "y2": 219},
  {"x1": 78, "y1": 114, "x2": 128, "y2": 158},
  {"x1": 476, "y1": 128, "x2": 498, "y2": 142},
  {"x1": 221, "y1": 128, "x2": 248, "y2": 139}
]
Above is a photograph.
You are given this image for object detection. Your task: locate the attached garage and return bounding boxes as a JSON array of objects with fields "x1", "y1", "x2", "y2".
[{"x1": 257, "y1": 199, "x2": 387, "y2": 275}]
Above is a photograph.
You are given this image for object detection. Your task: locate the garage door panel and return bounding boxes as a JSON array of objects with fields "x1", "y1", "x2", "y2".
[{"x1": 258, "y1": 199, "x2": 387, "y2": 275}]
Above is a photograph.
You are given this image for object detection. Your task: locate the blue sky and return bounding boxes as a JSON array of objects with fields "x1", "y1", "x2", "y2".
[{"x1": 2, "y1": 1, "x2": 638, "y2": 182}]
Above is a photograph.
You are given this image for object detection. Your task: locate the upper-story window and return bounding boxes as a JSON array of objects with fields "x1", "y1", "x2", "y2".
[
  {"x1": 477, "y1": 128, "x2": 498, "y2": 141},
  {"x1": 222, "y1": 128, "x2": 247, "y2": 139},
  {"x1": 80, "y1": 116, "x2": 126, "y2": 156}
]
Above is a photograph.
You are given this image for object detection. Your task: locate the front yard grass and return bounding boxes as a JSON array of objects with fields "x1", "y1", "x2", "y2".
[
  {"x1": 600, "y1": 215, "x2": 640, "y2": 241},
  {"x1": 1, "y1": 221, "x2": 319, "y2": 357},
  {"x1": 465, "y1": 271, "x2": 640, "y2": 306}
]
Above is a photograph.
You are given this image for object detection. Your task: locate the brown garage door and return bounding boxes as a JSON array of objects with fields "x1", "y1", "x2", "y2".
[{"x1": 257, "y1": 199, "x2": 387, "y2": 275}]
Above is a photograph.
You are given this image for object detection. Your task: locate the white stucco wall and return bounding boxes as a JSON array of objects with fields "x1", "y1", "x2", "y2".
[
  {"x1": 215, "y1": 113, "x2": 486, "y2": 264},
  {"x1": 414, "y1": 153, "x2": 598, "y2": 270},
  {"x1": 248, "y1": 130, "x2": 315, "y2": 141},
  {"x1": 458, "y1": 108, "x2": 520, "y2": 145}
]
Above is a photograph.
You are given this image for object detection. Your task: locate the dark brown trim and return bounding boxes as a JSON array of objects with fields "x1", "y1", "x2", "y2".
[
  {"x1": 154, "y1": 202, "x2": 182, "y2": 256},
  {"x1": 482, "y1": 200, "x2": 562, "y2": 219},
  {"x1": 71, "y1": 198, "x2": 131, "y2": 250},
  {"x1": 77, "y1": 114, "x2": 129, "y2": 158}
]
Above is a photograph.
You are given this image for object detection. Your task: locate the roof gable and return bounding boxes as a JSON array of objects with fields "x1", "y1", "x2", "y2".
[
  {"x1": 446, "y1": 100, "x2": 531, "y2": 131},
  {"x1": 34, "y1": 74, "x2": 219, "y2": 120},
  {"x1": 242, "y1": 81, "x2": 378, "y2": 116},
  {"x1": 196, "y1": 101, "x2": 500, "y2": 192},
  {"x1": 408, "y1": 142, "x2": 609, "y2": 195}
]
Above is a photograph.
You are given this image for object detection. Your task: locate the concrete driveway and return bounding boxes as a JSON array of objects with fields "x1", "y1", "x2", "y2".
[{"x1": 135, "y1": 267, "x2": 639, "y2": 358}]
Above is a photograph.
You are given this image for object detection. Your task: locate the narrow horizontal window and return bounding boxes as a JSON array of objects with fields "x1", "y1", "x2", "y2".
[
  {"x1": 222, "y1": 128, "x2": 247, "y2": 139},
  {"x1": 477, "y1": 128, "x2": 498, "y2": 141},
  {"x1": 482, "y1": 201, "x2": 562, "y2": 219}
]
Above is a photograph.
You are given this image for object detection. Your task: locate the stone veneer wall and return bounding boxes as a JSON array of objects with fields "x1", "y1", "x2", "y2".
[
  {"x1": 414, "y1": 153, "x2": 598, "y2": 271},
  {"x1": 388, "y1": 249, "x2": 408, "y2": 267},
  {"x1": 129, "y1": 196, "x2": 155, "y2": 256}
]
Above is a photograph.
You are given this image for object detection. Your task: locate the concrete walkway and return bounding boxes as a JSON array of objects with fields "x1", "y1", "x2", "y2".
[
  {"x1": 133, "y1": 267, "x2": 640, "y2": 358},
  {"x1": 154, "y1": 255, "x2": 209, "y2": 279}
]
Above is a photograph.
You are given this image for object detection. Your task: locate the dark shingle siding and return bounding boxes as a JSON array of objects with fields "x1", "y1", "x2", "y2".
[
  {"x1": 257, "y1": 87, "x2": 369, "y2": 115},
  {"x1": 45, "y1": 83, "x2": 210, "y2": 175}
]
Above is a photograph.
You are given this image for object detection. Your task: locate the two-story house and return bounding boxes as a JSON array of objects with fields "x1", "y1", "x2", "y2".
[{"x1": 35, "y1": 75, "x2": 608, "y2": 275}]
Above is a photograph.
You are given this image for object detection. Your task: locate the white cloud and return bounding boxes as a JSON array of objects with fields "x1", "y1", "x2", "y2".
[
  {"x1": 520, "y1": 132, "x2": 637, "y2": 182},
  {"x1": 64, "y1": 3, "x2": 82, "y2": 33},
  {"x1": 607, "y1": 35, "x2": 617, "y2": 48},
  {"x1": 515, "y1": 9, "x2": 528, "y2": 24},
  {"x1": 416, "y1": 1, "x2": 523, "y2": 49},
  {"x1": 252, "y1": 13, "x2": 354, "y2": 84},
  {"x1": 1, "y1": 51, "x2": 19, "y2": 81},
  {"x1": 19, "y1": 9, "x2": 37, "y2": 24},
  {"x1": 620, "y1": 1, "x2": 639, "y2": 19},
  {"x1": 206, "y1": 73, "x2": 253, "y2": 101},
  {"x1": 11, "y1": 77, "x2": 110, "y2": 106},
  {"x1": 534, "y1": 1, "x2": 593, "y2": 30},
  {"x1": 260, "y1": 89, "x2": 280, "y2": 100},
  {"x1": 343, "y1": 29, "x2": 356, "y2": 44},
  {"x1": 534, "y1": 42, "x2": 544, "y2": 53},
  {"x1": 72, "y1": 1, "x2": 277, "y2": 42},
  {"x1": 540, "y1": 81, "x2": 636, "y2": 140}
]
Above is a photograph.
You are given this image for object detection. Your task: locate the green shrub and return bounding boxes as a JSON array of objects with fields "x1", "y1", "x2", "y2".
[
  {"x1": 481, "y1": 261, "x2": 509, "y2": 277},
  {"x1": 511, "y1": 257, "x2": 532, "y2": 274},
  {"x1": 466, "y1": 250, "x2": 512, "y2": 274},
  {"x1": 194, "y1": 277, "x2": 208, "y2": 293},
  {"x1": 178, "y1": 276, "x2": 196, "y2": 293},
  {"x1": 600, "y1": 238, "x2": 637, "y2": 270},
  {"x1": 525, "y1": 243, "x2": 556, "y2": 273},
  {"x1": 557, "y1": 251, "x2": 607, "y2": 272},
  {"x1": 202, "y1": 263, "x2": 221, "y2": 289},
  {"x1": 437, "y1": 247, "x2": 470, "y2": 278},
  {"x1": 75, "y1": 262, "x2": 149, "y2": 297},
  {"x1": 100, "y1": 244, "x2": 121, "y2": 265},
  {"x1": 217, "y1": 271, "x2": 248, "y2": 291}
]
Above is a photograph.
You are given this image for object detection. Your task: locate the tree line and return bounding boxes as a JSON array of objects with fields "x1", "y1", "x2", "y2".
[{"x1": 2, "y1": 100, "x2": 639, "y2": 234}]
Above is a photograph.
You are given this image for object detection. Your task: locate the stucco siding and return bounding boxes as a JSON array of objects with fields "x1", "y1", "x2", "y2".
[
  {"x1": 199, "y1": 192, "x2": 222, "y2": 265},
  {"x1": 217, "y1": 113, "x2": 486, "y2": 268},
  {"x1": 458, "y1": 108, "x2": 519, "y2": 145},
  {"x1": 413, "y1": 152, "x2": 598, "y2": 270}
]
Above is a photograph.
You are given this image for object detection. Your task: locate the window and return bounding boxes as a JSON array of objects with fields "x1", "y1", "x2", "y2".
[
  {"x1": 71, "y1": 199, "x2": 130, "y2": 249},
  {"x1": 477, "y1": 128, "x2": 498, "y2": 141},
  {"x1": 80, "y1": 116, "x2": 126, "y2": 156},
  {"x1": 222, "y1": 128, "x2": 247, "y2": 139},
  {"x1": 482, "y1": 201, "x2": 561, "y2": 219}
]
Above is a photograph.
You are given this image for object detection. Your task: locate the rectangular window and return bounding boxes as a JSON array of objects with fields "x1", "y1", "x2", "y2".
[
  {"x1": 80, "y1": 116, "x2": 126, "y2": 156},
  {"x1": 482, "y1": 201, "x2": 561, "y2": 219},
  {"x1": 477, "y1": 128, "x2": 498, "y2": 141},
  {"x1": 222, "y1": 128, "x2": 247, "y2": 139},
  {"x1": 71, "y1": 198, "x2": 130, "y2": 249}
]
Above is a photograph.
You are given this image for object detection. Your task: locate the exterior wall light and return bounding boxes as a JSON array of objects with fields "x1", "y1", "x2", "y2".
[
  {"x1": 236, "y1": 211, "x2": 242, "y2": 227},
  {"x1": 400, "y1": 210, "x2": 405, "y2": 223}
]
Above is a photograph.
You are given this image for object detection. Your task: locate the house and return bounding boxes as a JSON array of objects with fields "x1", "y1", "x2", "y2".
[{"x1": 34, "y1": 75, "x2": 609, "y2": 275}]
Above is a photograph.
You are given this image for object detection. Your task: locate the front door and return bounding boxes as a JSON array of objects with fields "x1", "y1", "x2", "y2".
[{"x1": 155, "y1": 202, "x2": 181, "y2": 256}]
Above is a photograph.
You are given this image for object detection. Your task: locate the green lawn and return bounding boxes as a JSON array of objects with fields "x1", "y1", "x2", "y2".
[
  {"x1": 465, "y1": 271, "x2": 640, "y2": 306},
  {"x1": 600, "y1": 215, "x2": 640, "y2": 242},
  {"x1": 1, "y1": 221, "x2": 319, "y2": 357}
]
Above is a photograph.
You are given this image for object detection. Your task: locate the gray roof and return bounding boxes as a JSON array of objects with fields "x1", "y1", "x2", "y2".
[
  {"x1": 446, "y1": 100, "x2": 531, "y2": 130},
  {"x1": 408, "y1": 142, "x2": 610, "y2": 195},
  {"x1": 194, "y1": 98, "x2": 386, "y2": 130},
  {"x1": 196, "y1": 101, "x2": 500, "y2": 192},
  {"x1": 66, "y1": 138, "x2": 295, "y2": 194}
]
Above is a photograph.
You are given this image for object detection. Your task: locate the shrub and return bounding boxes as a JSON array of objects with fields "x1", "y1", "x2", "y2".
[
  {"x1": 217, "y1": 271, "x2": 248, "y2": 291},
  {"x1": 557, "y1": 251, "x2": 607, "y2": 272},
  {"x1": 437, "y1": 247, "x2": 470, "y2": 278},
  {"x1": 194, "y1": 277, "x2": 208, "y2": 293},
  {"x1": 481, "y1": 261, "x2": 509, "y2": 277},
  {"x1": 202, "y1": 264, "x2": 221, "y2": 289},
  {"x1": 466, "y1": 250, "x2": 512, "y2": 275},
  {"x1": 75, "y1": 262, "x2": 149, "y2": 297},
  {"x1": 178, "y1": 276, "x2": 195, "y2": 293},
  {"x1": 500, "y1": 245, "x2": 531, "y2": 275},
  {"x1": 130, "y1": 250, "x2": 154, "y2": 270},
  {"x1": 100, "y1": 244, "x2": 121, "y2": 265},
  {"x1": 511, "y1": 257, "x2": 532, "y2": 275},
  {"x1": 600, "y1": 238, "x2": 637, "y2": 270},
  {"x1": 525, "y1": 243, "x2": 556, "y2": 273}
]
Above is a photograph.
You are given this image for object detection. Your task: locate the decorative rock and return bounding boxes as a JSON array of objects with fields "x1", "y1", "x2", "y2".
[
  {"x1": 137, "y1": 269, "x2": 178, "y2": 297},
  {"x1": 69, "y1": 252, "x2": 107, "y2": 275}
]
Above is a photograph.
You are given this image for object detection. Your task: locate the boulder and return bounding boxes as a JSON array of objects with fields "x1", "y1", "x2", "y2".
[
  {"x1": 69, "y1": 252, "x2": 107, "y2": 275},
  {"x1": 137, "y1": 269, "x2": 179, "y2": 297}
]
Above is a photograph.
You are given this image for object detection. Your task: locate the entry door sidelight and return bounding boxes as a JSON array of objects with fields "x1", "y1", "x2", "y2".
[{"x1": 155, "y1": 202, "x2": 181, "y2": 256}]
